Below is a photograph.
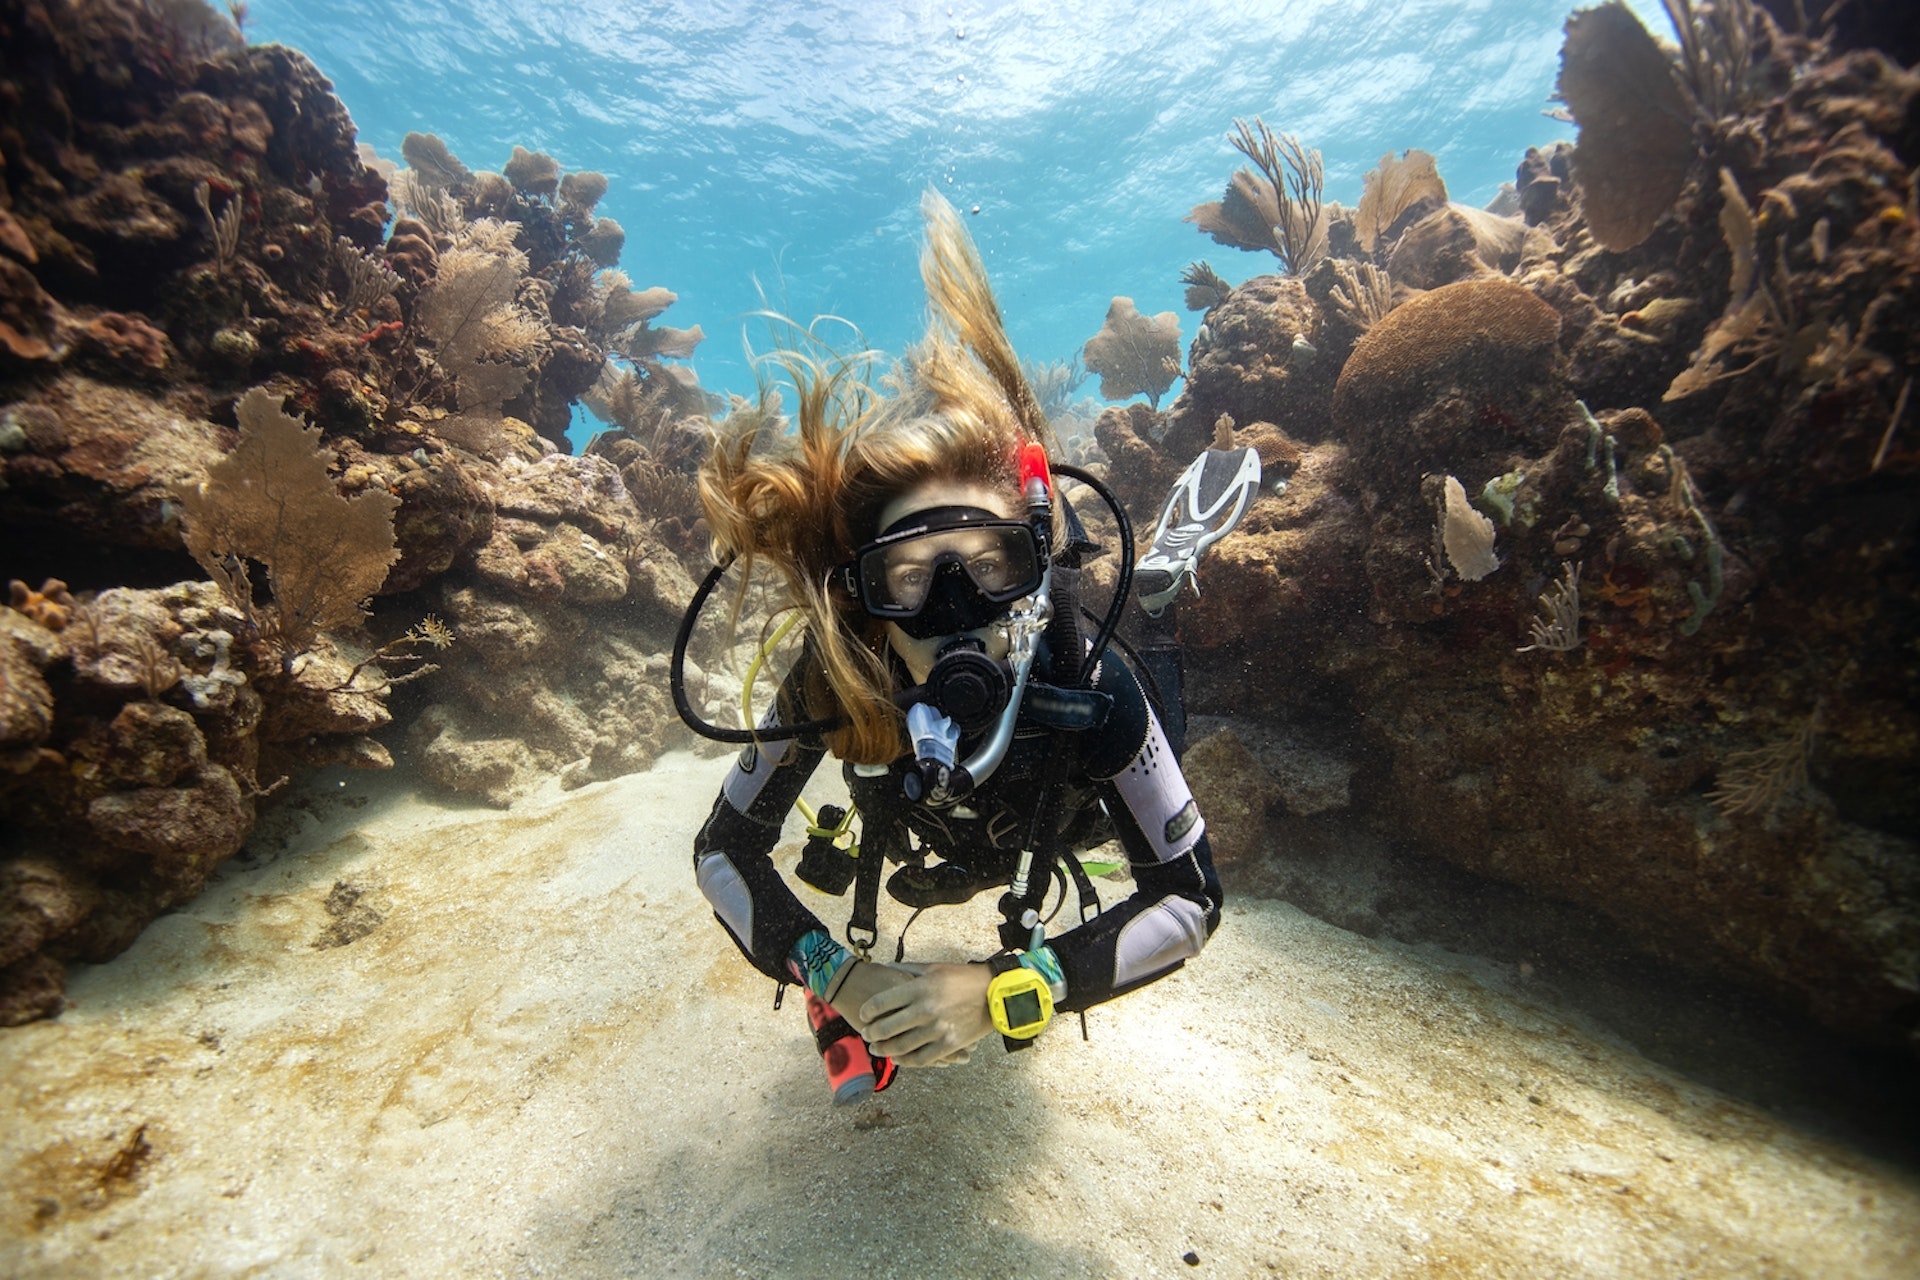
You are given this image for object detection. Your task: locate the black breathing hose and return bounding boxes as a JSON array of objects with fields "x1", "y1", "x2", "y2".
[
  {"x1": 1051, "y1": 462, "x2": 1133, "y2": 679},
  {"x1": 669, "y1": 557, "x2": 848, "y2": 744}
]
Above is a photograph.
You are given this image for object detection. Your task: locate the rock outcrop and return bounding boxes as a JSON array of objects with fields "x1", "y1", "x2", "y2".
[
  {"x1": 0, "y1": 0, "x2": 716, "y2": 1020},
  {"x1": 1134, "y1": 6, "x2": 1920, "y2": 1048}
]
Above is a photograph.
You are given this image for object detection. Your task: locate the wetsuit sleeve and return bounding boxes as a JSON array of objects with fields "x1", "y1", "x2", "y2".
[
  {"x1": 691, "y1": 663, "x2": 830, "y2": 985},
  {"x1": 1045, "y1": 655, "x2": 1224, "y2": 1012}
]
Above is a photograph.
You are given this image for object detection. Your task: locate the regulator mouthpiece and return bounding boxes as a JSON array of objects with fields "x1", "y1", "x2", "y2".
[
  {"x1": 908, "y1": 701, "x2": 960, "y2": 769},
  {"x1": 903, "y1": 702, "x2": 963, "y2": 804}
]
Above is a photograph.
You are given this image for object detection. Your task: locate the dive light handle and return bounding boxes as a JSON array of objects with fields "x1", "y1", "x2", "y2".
[{"x1": 800, "y1": 987, "x2": 893, "y2": 1104}]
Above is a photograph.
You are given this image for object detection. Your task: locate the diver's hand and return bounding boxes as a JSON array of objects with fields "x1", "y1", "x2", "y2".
[
  {"x1": 826, "y1": 961, "x2": 913, "y2": 1039},
  {"x1": 858, "y1": 962, "x2": 993, "y2": 1068}
]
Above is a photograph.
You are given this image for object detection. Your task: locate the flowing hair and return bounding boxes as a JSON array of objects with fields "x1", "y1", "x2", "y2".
[{"x1": 698, "y1": 192, "x2": 1059, "y2": 763}]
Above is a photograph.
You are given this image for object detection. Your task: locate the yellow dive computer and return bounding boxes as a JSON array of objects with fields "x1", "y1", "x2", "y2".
[{"x1": 986, "y1": 956, "x2": 1054, "y2": 1040}]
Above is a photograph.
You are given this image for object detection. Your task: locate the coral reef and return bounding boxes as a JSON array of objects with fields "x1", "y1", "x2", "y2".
[
  {"x1": 1332, "y1": 278, "x2": 1566, "y2": 485},
  {"x1": 1182, "y1": 717, "x2": 1353, "y2": 878},
  {"x1": 8, "y1": 578, "x2": 75, "y2": 631},
  {"x1": 0, "y1": 581, "x2": 384, "y2": 1024},
  {"x1": 406, "y1": 450, "x2": 712, "y2": 807},
  {"x1": 347, "y1": 124, "x2": 709, "y2": 455},
  {"x1": 1107, "y1": 4, "x2": 1920, "y2": 1050},
  {"x1": 1385, "y1": 202, "x2": 1546, "y2": 291},
  {"x1": 0, "y1": 0, "x2": 718, "y2": 1021},
  {"x1": 1163, "y1": 274, "x2": 1333, "y2": 457}
]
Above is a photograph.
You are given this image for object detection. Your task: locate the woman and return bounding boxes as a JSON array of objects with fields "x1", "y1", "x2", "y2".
[{"x1": 690, "y1": 194, "x2": 1222, "y2": 1096}]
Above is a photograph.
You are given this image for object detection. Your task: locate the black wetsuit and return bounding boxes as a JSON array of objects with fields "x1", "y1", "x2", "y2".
[{"x1": 692, "y1": 646, "x2": 1223, "y2": 1012}]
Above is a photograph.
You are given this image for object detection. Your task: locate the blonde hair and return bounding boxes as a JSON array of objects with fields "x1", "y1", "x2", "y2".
[{"x1": 699, "y1": 193, "x2": 1057, "y2": 763}]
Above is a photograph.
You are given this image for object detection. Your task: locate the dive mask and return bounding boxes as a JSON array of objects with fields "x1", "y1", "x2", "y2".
[{"x1": 841, "y1": 506, "x2": 1044, "y2": 639}]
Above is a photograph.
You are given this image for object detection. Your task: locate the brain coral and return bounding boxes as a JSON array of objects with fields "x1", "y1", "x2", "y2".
[{"x1": 1332, "y1": 279, "x2": 1560, "y2": 434}]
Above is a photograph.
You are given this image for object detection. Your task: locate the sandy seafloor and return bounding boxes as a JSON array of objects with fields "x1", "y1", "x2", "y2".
[{"x1": 2, "y1": 750, "x2": 1917, "y2": 1279}]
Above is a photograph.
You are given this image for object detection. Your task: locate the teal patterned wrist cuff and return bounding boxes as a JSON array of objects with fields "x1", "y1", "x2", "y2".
[
  {"x1": 788, "y1": 929, "x2": 855, "y2": 1003},
  {"x1": 1019, "y1": 945, "x2": 1067, "y2": 1003}
]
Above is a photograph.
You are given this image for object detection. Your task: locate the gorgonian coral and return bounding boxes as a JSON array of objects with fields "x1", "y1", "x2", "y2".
[
  {"x1": 179, "y1": 388, "x2": 400, "y2": 658},
  {"x1": 1082, "y1": 297, "x2": 1182, "y2": 409}
]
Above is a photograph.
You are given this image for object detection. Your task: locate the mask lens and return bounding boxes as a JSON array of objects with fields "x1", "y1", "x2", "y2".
[{"x1": 856, "y1": 522, "x2": 1039, "y2": 618}]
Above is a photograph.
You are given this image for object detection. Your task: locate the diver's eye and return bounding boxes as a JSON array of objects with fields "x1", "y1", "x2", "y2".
[
  {"x1": 968, "y1": 552, "x2": 1011, "y2": 588},
  {"x1": 888, "y1": 565, "x2": 930, "y2": 600}
]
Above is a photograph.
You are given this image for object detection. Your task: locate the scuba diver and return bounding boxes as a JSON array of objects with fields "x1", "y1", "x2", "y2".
[{"x1": 673, "y1": 193, "x2": 1260, "y2": 1103}]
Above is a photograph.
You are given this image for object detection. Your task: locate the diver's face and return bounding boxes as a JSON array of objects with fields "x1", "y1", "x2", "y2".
[
  {"x1": 877, "y1": 480, "x2": 1018, "y2": 684},
  {"x1": 874, "y1": 525, "x2": 1025, "y2": 611}
]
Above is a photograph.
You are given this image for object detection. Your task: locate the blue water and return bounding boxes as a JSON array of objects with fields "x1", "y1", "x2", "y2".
[{"x1": 248, "y1": 0, "x2": 1668, "y2": 414}]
